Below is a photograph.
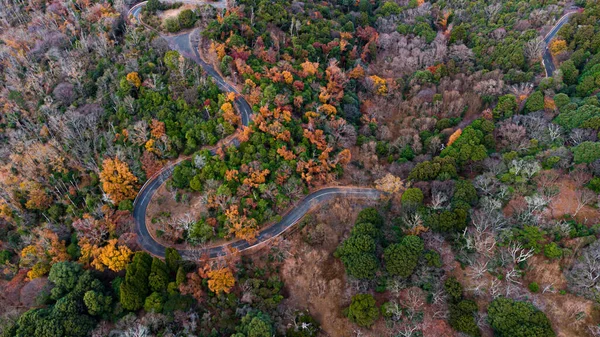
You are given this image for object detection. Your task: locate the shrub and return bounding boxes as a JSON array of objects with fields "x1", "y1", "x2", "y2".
[
  {"x1": 573, "y1": 141, "x2": 600, "y2": 164},
  {"x1": 144, "y1": 292, "x2": 164, "y2": 313},
  {"x1": 356, "y1": 208, "x2": 384, "y2": 227},
  {"x1": 543, "y1": 242, "x2": 562, "y2": 259},
  {"x1": 178, "y1": 9, "x2": 196, "y2": 29},
  {"x1": 384, "y1": 235, "x2": 424, "y2": 278},
  {"x1": 164, "y1": 17, "x2": 180, "y2": 33},
  {"x1": 529, "y1": 282, "x2": 540, "y2": 293},
  {"x1": 525, "y1": 92, "x2": 544, "y2": 112},
  {"x1": 347, "y1": 294, "x2": 380, "y2": 327},
  {"x1": 488, "y1": 297, "x2": 555, "y2": 337},
  {"x1": 401, "y1": 188, "x2": 424, "y2": 205}
]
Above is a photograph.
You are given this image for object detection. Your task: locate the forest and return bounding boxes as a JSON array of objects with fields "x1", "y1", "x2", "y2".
[{"x1": 1, "y1": 0, "x2": 600, "y2": 336}]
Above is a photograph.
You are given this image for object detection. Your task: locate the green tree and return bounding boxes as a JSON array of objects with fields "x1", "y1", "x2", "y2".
[
  {"x1": 560, "y1": 60, "x2": 579, "y2": 85},
  {"x1": 544, "y1": 242, "x2": 562, "y2": 259},
  {"x1": 494, "y1": 94, "x2": 518, "y2": 119},
  {"x1": 164, "y1": 17, "x2": 181, "y2": 33},
  {"x1": 48, "y1": 261, "x2": 83, "y2": 299},
  {"x1": 149, "y1": 257, "x2": 169, "y2": 292},
  {"x1": 347, "y1": 294, "x2": 380, "y2": 328},
  {"x1": 165, "y1": 247, "x2": 181, "y2": 274},
  {"x1": 344, "y1": 253, "x2": 379, "y2": 280},
  {"x1": 83, "y1": 290, "x2": 112, "y2": 316},
  {"x1": 120, "y1": 252, "x2": 152, "y2": 310},
  {"x1": 235, "y1": 311, "x2": 274, "y2": 337},
  {"x1": 444, "y1": 277, "x2": 464, "y2": 303},
  {"x1": 384, "y1": 235, "x2": 424, "y2": 277},
  {"x1": 573, "y1": 141, "x2": 600, "y2": 163},
  {"x1": 401, "y1": 187, "x2": 424, "y2": 205},
  {"x1": 525, "y1": 91, "x2": 544, "y2": 112},
  {"x1": 355, "y1": 208, "x2": 384, "y2": 227},
  {"x1": 178, "y1": 9, "x2": 196, "y2": 29},
  {"x1": 144, "y1": 292, "x2": 164, "y2": 313},
  {"x1": 449, "y1": 300, "x2": 480, "y2": 336},
  {"x1": 488, "y1": 297, "x2": 555, "y2": 337},
  {"x1": 146, "y1": 0, "x2": 160, "y2": 12}
]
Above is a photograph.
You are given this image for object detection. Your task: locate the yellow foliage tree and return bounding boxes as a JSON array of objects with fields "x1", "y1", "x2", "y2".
[
  {"x1": 90, "y1": 239, "x2": 133, "y2": 272},
  {"x1": 374, "y1": 174, "x2": 405, "y2": 194},
  {"x1": 549, "y1": 39, "x2": 567, "y2": 56},
  {"x1": 99, "y1": 158, "x2": 138, "y2": 205},
  {"x1": 320, "y1": 104, "x2": 337, "y2": 117},
  {"x1": 28, "y1": 262, "x2": 51, "y2": 280},
  {"x1": 126, "y1": 72, "x2": 142, "y2": 88},
  {"x1": 207, "y1": 266, "x2": 235, "y2": 294},
  {"x1": 369, "y1": 75, "x2": 388, "y2": 95},
  {"x1": 221, "y1": 102, "x2": 241, "y2": 126},
  {"x1": 447, "y1": 129, "x2": 462, "y2": 146},
  {"x1": 282, "y1": 70, "x2": 293, "y2": 84}
]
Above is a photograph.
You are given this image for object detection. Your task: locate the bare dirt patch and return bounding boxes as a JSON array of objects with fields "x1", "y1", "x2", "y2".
[
  {"x1": 279, "y1": 198, "x2": 377, "y2": 336},
  {"x1": 145, "y1": 181, "x2": 206, "y2": 248},
  {"x1": 546, "y1": 178, "x2": 600, "y2": 224},
  {"x1": 158, "y1": 4, "x2": 195, "y2": 21}
]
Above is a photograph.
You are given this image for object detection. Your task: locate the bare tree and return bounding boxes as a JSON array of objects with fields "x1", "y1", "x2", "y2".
[
  {"x1": 524, "y1": 37, "x2": 545, "y2": 61},
  {"x1": 574, "y1": 189, "x2": 596, "y2": 216},
  {"x1": 566, "y1": 240, "x2": 600, "y2": 300}
]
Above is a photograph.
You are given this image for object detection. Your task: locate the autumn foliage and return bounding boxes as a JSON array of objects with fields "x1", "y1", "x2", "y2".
[
  {"x1": 549, "y1": 39, "x2": 567, "y2": 56},
  {"x1": 206, "y1": 266, "x2": 235, "y2": 294},
  {"x1": 80, "y1": 239, "x2": 133, "y2": 272},
  {"x1": 100, "y1": 157, "x2": 138, "y2": 205},
  {"x1": 447, "y1": 129, "x2": 462, "y2": 146}
]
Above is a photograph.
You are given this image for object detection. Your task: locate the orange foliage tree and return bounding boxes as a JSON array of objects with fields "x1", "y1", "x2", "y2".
[
  {"x1": 150, "y1": 119, "x2": 166, "y2": 139},
  {"x1": 206, "y1": 266, "x2": 235, "y2": 294},
  {"x1": 99, "y1": 157, "x2": 138, "y2": 205},
  {"x1": 224, "y1": 205, "x2": 259, "y2": 243},
  {"x1": 221, "y1": 102, "x2": 241, "y2": 126},
  {"x1": 447, "y1": 129, "x2": 462, "y2": 146}
]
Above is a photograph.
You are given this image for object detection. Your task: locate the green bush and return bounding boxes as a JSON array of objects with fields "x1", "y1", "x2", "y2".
[
  {"x1": 494, "y1": 94, "x2": 518, "y2": 119},
  {"x1": 401, "y1": 188, "x2": 424, "y2": 205},
  {"x1": 573, "y1": 141, "x2": 600, "y2": 163},
  {"x1": 449, "y1": 300, "x2": 480, "y2": 336},
  {"x1": 178, "y1": 9, "x2": 196, "y2": 29},
  {"x1": 164, "y1": 17, "x2": 180, "y2": 33},
  {"x1": 543, "y1": 242, "x2": 562, "y2": 259},
  {"x1": 384, "y1": 235, "x2": 424, "y2": 277},
  {"x1": 528, "y1": 282, "x2": 540, "y2": 293},
  {"x1": 347, "y1": 294, "x2": 380, "y2": 327},
  {"x1": 488, "y1": 297, "x2": 555, "y2": 337},
  {"x1": 144, "y1": 292, "x2": 164, "y2": 313},
  {"x1": 525, "y1": 91, "x2": 544, "y2": 112}
]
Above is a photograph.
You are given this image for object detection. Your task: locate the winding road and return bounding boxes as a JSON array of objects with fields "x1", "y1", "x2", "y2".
[
  {"x1": 128, "y1": 3, "x2": 386, "y2": 259},
  {"x1": 542, "y1": 9, "x2": 579, "y2": 77}
]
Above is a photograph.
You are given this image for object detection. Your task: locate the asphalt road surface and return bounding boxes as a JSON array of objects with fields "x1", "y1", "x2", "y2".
[
  {"x1": 128, "y1": 3, "x2": 386, "y2": 258},
  {"x1": 542, "y1": 11, "x2": 578, "y2": 77}
]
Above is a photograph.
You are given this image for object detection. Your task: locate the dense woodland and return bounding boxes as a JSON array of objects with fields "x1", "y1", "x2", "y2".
[{"x1": 2, "y1": 0, "x2": 600, "y2": 335}]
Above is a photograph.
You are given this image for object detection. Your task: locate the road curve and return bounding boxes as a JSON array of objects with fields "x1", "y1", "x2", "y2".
[
  {"x1": 128, "y1": 3, "x2": 386, "y2": 259},
  {"x1": 542, "y1": 10, "x2": 579, "y2": 77}
]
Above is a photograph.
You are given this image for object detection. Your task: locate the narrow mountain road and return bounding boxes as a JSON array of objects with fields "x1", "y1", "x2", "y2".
[
  {"x1": 128, "y1": 3, "x2": 386, "y2": 259},
  {"x1": 542, "y1": 10, "x2": 579, "y2": 77}
]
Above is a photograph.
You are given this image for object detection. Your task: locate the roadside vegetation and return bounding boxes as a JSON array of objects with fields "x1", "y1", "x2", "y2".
[{"x1": 1, "y1": 0, "x2": 600, "y2": 335}]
